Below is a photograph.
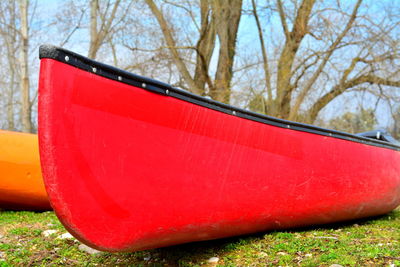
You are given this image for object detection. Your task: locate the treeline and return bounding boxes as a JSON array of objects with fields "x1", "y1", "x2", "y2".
[{"x1": 0, "y1": 0, "x2": 399, "y2": 138}]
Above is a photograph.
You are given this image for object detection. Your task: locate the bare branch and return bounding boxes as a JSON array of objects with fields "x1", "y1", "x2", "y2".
[
  {"x1": 308, "y1": 74, "x2": 400, "y2": 123},
  {"x1": 276, "y1": 0, "x2": 290, "y2": 40},
  {"x1": 59, "y1": 6, "x2": 86, "y2": 47},
  {"x1": 145, "y1": 0, "x2": 201, "y2": 94},
  {"x1": 275, "y1": 0, "x2": 316, "y2": 118},
  {"x1": 252, "y1": 0, "x2": 272, "y2": 103},
  {"x1": 288, "y1": 0, "x2": 363, "y2": 120},
  {"x1": 88, "y1": 0, "x2": 121, "y2": 59}
]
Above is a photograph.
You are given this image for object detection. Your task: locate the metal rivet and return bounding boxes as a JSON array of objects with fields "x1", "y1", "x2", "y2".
[
  {"x1": 165, "y1": 89, "x2": 169, "y2": 95},
  {"x1": 232, "y1": 111, "x2": 236, "y2": 115},
  {"x1": 92, "y1": 67, "x2": 97, "y2": 73},
  {"x1": 329, "y1": 133, "x2": 332, "y2": 136},
  {"x1": 287, "y1": 125, "x2": 291, "y2": 128},
  {"x1": 118, "y1": 76, "x2": 122, "y2": 81},
  {"x1": 142, "y1": 83, "x2": 146, "y2": 88},
  {"x1": 65, "y1": 56, "x2": 69, "y2": 62}
]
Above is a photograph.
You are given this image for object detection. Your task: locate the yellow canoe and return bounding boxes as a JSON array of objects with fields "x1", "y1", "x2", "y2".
[{"x1": 0, "y1": 130, "x2": 51, "y2": 210}]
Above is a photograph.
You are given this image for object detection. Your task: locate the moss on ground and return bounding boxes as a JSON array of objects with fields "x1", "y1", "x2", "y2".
[{"x1": 0, "y1": 209, "x2": 399, "y2": 266}]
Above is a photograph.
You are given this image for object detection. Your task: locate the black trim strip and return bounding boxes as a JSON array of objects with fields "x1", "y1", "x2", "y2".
[{"x1": 39, "y1": 45, "x2": 400, "y2": 151}]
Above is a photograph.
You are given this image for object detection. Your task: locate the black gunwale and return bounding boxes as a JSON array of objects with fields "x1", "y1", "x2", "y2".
[{"x1": 39, "y1": 44, "x2": 400, "y2": 151}]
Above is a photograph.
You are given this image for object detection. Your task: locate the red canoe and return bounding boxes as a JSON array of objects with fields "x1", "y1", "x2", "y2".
[{"x1": 38, "y1": 45, "x2": 400, "y2": 252}]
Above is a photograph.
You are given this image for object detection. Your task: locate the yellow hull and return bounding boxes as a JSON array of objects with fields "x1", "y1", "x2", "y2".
[{"x1": 0, "y1": 130, "x2": 51, "y2": 210}]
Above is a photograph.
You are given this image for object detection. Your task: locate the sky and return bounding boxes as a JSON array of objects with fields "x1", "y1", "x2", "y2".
[{"x1": 22, "y1": 0, "x2": 400, "y2": 130}]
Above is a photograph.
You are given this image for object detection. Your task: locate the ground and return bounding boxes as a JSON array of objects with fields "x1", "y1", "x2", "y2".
[{"x1": 0, "y1": 209, "x2": 399, "y2": 266}]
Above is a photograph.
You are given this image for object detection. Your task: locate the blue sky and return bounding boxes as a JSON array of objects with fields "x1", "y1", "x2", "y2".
[{"x1": 28, "y1": 0, "x2": 399, "y2": 129}]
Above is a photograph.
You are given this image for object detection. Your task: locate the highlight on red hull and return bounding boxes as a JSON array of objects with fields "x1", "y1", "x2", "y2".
[{"x1": 38, "y1": 45, "x2": 400, "y2": 252}]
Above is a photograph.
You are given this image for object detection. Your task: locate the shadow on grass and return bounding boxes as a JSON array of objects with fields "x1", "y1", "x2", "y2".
[{"x1": 115, "y1": 209, "x2": 399, "y2": 265}]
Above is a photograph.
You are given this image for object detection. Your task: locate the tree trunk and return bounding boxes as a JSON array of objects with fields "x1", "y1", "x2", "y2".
[
  {"x1": 145, "y1": 0, "x2": 242, "y2": 101},
  {"x1": 145, "y1": 0, "x2": 204, "y2": 95},
  {"x1": 88, "y1": 0, "x2": 99, "y2": 59},
  {"x1": 252, "y1": 0, "x2": 272, "y2": 111},
  {"x1": 274, "y1": 0, "x2": 315, "y2": 118},
  {"x1": 19, "y1": 0, "x2": 32, "y2": 133},
  {"x1": 193, "y1": 0, "x2": 216, "y2": 94},
  {"x1": 3, "y1": 2, "x2": 17, "y2": 130},
  {"x1": 210, "y1": 0, "x2": 242, "y2": 103},
  {"x1": 88, "y1": 0, "x2": 121, "y2": 59},
  {"x1": 287, "y1": 0, "x2": 362, "y2": 122},
  {"x1": 7, "y1": 67, "x2": 15, "y2": 130}
]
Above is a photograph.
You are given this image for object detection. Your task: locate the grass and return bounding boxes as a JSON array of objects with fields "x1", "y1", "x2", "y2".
[{"x1": 0, "y1": 209, "x2": 399, "y2": 266}]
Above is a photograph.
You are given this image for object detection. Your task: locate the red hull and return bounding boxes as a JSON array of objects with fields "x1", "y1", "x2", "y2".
[{"x1": 38, "y1": 46, "x2": 400, "y2": 252}]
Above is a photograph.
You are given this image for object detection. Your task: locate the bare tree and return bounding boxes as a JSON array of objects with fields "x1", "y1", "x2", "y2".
[
  {"x1": 210, "y1": 0, "x2": 242, "y2": 103},
  {"x1": 88, "y1": 0, "x2": 122, "y2": 59},
  {"x1": 0, "y1": 1, "x2": 19, "y2": 130},
  {"x1": 249, "y1": 0, "x2": 400, "y2": 123},
  {"x1": 274, "y1": 0, "x2": 316, "y2": 119},
  {"x1": 0, "y1": 0, "x2": 397, "y2": 133},
  {"x1": 144, "y1": 0, "x2": 242, "y2": 103},
  {"x1": 0, "y1": 0, "x2": 42, "y2": 132},
  {"x1": 18, "y1": 0, "x2": 32, "y2": 132},
  {"x1": 0, "y1": 0, "x2": 35, "y2": 132},
  {"x1": 53, "y1": 0, "x2": 134, "y2": 66}
]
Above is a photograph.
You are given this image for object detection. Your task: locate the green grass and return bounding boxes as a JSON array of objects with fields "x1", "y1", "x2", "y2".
[{"x1": 0, "y1": 209, "x2": 399, "y2": 266}]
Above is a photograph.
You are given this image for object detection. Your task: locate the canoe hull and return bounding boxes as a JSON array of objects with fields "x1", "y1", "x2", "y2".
[
  {"x1": 38, "y1": 49, "x2": 400, "y2": 252},
  {"x1": 0, "y1": 130, "x2": 51, "y2": 210}
]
